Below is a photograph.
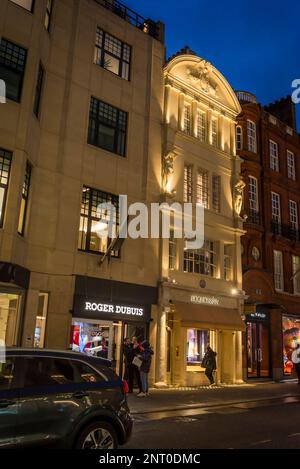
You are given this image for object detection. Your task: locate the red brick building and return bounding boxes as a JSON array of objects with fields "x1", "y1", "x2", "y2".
[{"x1": 236, "y1": 92, "x2": 300, "y2": 381}]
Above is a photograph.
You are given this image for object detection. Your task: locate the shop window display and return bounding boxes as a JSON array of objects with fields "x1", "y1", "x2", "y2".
[
  {"x1": 282, "y1": 316, "x2": 300, "y2": 375},
  {"x1": 186, "y1": 329, "x2": 210, "y2": 371}
]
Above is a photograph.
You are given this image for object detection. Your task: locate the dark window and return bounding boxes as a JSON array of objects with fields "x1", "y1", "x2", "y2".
[
  {"x1": 44, "y1": 0, "x2": 53, "y2": 32},
  {"x1": 73, "y1": 361, "x2": 104, "y2": 383},
  {"x1": 23, "y1": 357, "x2": 76, "y2": 388},
  {"x1": 94, "y1": 28, "x2": 131, "y2": 81},
  {"x1": 0, "y1": 359, "x2": 16, "y2": 391},
  {"x1": 0, "y1": 38, "x2": 27, "y2": 102},
  {"x1": 18, "y1": 161, "x2": 32, "y2": 235},
  {"x1": 33, "y1": 62, "x2": 45, "y2": 118},
  {"x1": 88, "y1": 97, "x2": 127, "y2": 157},
  {"x1": 78, "y1": 186, "x2": 120, "y2": 257},
  {"x1": 0, "y1": 149, "x2": 12, "y2": 227}
]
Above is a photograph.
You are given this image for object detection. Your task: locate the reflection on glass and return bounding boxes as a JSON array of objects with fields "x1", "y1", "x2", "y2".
[
  {"x1": 0, "y1": 293, "x2": 21, "y2": 346},
  {"x1": 283, "y1": 315, "x2": 300, "y2": 375}
]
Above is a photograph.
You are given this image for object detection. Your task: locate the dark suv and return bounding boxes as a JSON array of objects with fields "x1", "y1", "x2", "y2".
[{"x1": 0, "y1": 349, "x2": 133, "y2": 449}]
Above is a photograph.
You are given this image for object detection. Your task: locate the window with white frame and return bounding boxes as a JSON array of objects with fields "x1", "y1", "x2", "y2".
[
  {"x1": 274, "y1": 250, "x2": 284, "y2": 291},
  {"x1": 292, "y1": 255, "x2": 300, "y2": 295},
  {"x1": 269, "y1": 140, "x2": 279, "y2": 171},
  {"x1": 289, "y1": 200, "x2": 298, "y2": 232},
  {"x1": 184, "y1": 240, "x2": 216, "y2": 277},
  {"x1": 287, "y1": 150, "x2": 296, "y2": 180},
  {"x1": 196, "y1": 169, "x2": 209, "y2": 208},
  {"x1": 236, "y1": 125, "x2": 243, "y2": 151},
  {"x1": 211, "y1": 118, "x2": 218, "y2": 147},
  {"x1": 169, "y1": 229, "x2": 177, "y2": 271},
  {"x1": 183, "y1": 104, "x2": 192, "y2": 135},
  {"x1": 184, "y1": 165, "x2": 193, "y2": 203},
  {"x1": 249, "y1": 176, "x2": 259, "y2": 212},
  {"x1": 271, "y1": 192, "x2": 281, "y2": 224},
  {"x1": 196, "y1": 110, "x2": 206, "y2": 142},
  {"x1": 212, "y1": 174, "x2": 221, "y2": 212},
  {"x1": 224, "y1": 245, "x2": 232, "y2": 281},
  {"x1": 247, "y1": 120, "x2": 257, "y2": 153}
]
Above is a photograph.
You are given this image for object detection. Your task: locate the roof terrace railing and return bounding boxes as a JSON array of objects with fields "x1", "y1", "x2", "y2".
[
  {"x1": 235, "y1": 90, "x2": 257, "y2": 104},
  {"x1": 94, "y1": 0, "x2": 161, "y2": 40}
]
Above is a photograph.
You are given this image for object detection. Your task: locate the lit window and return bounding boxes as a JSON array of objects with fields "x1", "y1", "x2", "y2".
[
  {"x1": 183, "y1": 165, "x2": 193, "y2": 203},
  {"x1": 247, "y1": 120, "x2": 257, "y2": 153},
  {"x1": 274, "y1": 250, "x2": 284, "y2": 291},
  {"x1": 196, "y1": 169, "x2": 209, "y2": 209},
  {"x1": 224, "y1": 245, "x2": 232, "y2": 281},
  {"x1": 269, "y1": 140, "x2": 279, "y2": 171},
  {"x1": 212, "y1": 174, "x2": 221, "y2": 213},
  {"x1": 236, "y1": 125, "x2": 243, "y2": 151},
  {"x1": 183, "y1": 105, "x2": 191, "y2": 135},
  {"x1": 0, "y1": 149, "x2": 12, "y2": 227},
  {"x1": 197, "y1": 111, "x2": 206, "y2": 142},
  {"x1": 94, "y1": 28, "x2": 131, "y2": 81},
  {"x1": 78, "y1": 186, "x2": 120, "y2": 256},
  {"x1": 88, "y1": 97, "x2": 127, "y2": 157},
  {"x1": 44, "y1": 0, "x2": 53, "y2": 32},
  {"x1": 0, "y1": 38, "x2": 27, "y2": 102},
  {"x1": 33, "y1": 62, "x2": 45, "y2": 118},
  {"x1": 287, "y1": 151, "x2": 296, "y2": 180},
  {"x1": 34, "y1": 293, "x2": 49, "y2": 349},
  {"x1": 211, "y1": 118, "x2": 218, "y2": 147},
  {"x1": 18, "y1": 161, "x2": 32, "y2": 236},
  {"x1": 9, "y1": 0, "x2": 34, "y2": 11},
  {"x1": 169, "y1": 229, "x2": 177, "y2": 270},
  {"x1": 187, "y1": 329, "x2": 210, "y2": 371},
  {"x1": 184, "y1": 240, "x2": 216, "y2": 277}
]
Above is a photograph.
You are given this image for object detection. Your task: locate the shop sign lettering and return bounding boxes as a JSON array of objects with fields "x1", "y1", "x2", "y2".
[
  {"x1": 191, "y1": 295, "x2": 220, "y2": 306},
  {"x1": 85, "y1": 302, "x2": 144, "y2": 317}
]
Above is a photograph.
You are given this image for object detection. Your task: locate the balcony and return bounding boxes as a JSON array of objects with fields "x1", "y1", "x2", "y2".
[
  {"x1": 235, "y1": 90, "x2": 257, "y2": 104},
  {"x1": 271, "y1": 221, "x2": 300, "y2": 242},
  {"x1": 94, "y1": 0, "x2": 162, "y2": 40},
  {"x1": 246, "y1": 210, "x2": 261, "y2": 225}
]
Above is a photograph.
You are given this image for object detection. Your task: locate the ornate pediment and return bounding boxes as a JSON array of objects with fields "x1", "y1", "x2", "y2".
[{"x1": 186, "y1": 60, "x2": 218, "y2": 97}]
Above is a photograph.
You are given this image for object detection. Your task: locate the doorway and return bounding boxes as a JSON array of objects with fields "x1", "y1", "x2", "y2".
[{"x1": 247, "y1": 320, "x2": 271, "y2": 378}]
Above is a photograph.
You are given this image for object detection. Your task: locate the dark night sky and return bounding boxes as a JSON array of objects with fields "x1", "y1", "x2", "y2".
[{"x1": 125, "y1": 0, "x2": 300, "y2": 127}]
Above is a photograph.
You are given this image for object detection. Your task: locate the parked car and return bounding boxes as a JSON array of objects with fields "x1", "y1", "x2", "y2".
[{"x1": 0, "y1": 348, "x2": 132, "y2": 449}]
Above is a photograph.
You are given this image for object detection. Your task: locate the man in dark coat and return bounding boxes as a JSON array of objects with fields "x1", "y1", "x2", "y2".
[
  {"x1": 202, "y1": 345, "x2": 217, "y2": 385},
  {"x1": 137, "y1": 340, "x2": 154, "y2": 397}
]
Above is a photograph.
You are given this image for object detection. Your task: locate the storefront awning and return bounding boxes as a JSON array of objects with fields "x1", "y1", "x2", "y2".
[{"x1": 174, "y1": 301, "x2": 246, "y2": 331}]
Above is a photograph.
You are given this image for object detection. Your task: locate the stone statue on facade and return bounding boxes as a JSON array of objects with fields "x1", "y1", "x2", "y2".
[
  {"x1": 162, "y1": 150, "x2": 176, "y2": 195},
  {"x1": 186, "y1": 60, "x2": 218, "y2": 97},
  {"x1": 233, "y1": 179, "x2": 246, "y2": 217}
]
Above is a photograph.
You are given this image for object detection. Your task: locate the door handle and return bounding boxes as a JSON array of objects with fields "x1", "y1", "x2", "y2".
[
  {"x1": 0, "y1": 400, "x2": 16, "y2": 408},
  {"x1": 72, "y1": 391, "x2": 89, "y2": 399}
]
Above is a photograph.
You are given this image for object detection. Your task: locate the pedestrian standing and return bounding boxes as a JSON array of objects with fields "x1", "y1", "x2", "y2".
[
  {"x1": 123, "y1": 338, "x2": 132, "y2": 384},
  {"x1": 137, "y1": 341, "x2": 154, "y2": 397},
  {"x1": 292, "y1": 343, "x2": 300, "y2": 385},
  {"x1": 202, "y1": 345, "x2": 217, "y2": 386},
  {"x1": 128, "y1": 336, "x2": 143, "y2": 394}
]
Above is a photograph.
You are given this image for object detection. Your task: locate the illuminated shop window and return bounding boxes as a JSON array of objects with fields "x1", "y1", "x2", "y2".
[
  {"x1": 9, "y1": 0, "x2": 34, "y2": 11},
  {"x1": 34, "y1": 293, "x2": 49, "y2": 349},
  {"x1": 282, "y1": 315, "x2": 300, "y2": 375},
  {"x1": 94, "y1": 28, "x2": 131, "y2": 81},
  {"x1": 78, "y1": 186, "x2": 120, "y2": 256},
  {"x1": 187, "y1": 329, "x2": 210, "y2": 371}
]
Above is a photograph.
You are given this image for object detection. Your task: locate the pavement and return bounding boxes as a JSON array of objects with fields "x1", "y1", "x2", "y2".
[{"x1": 124, "y1": 381, "x2": 300, "y2": 449}]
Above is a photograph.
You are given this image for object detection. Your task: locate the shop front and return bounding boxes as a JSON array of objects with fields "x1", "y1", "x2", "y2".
[
  {"x1": 72, "y1": 276, "x2": 157, "y2": 377},
  {"x1": 0, "y1": 262, "x2": 30, "y2": 347},
  {"x1": 246, "y1": 308, "x2": 271, "y2": 379},
  {"x1": 160, "y1": 287, "x2": 245, "y2": 387},
  {"x1": 282, "y1": 314, "x2": 300, "y2": 377}
]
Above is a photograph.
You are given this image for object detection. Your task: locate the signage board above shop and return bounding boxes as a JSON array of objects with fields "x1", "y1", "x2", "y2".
[
  {"x1": 73, "y1": 296, "x2": 150, "y2": 323},
  {"x1": 190, "y1": 295, "x2": 220, "y2": 306}
]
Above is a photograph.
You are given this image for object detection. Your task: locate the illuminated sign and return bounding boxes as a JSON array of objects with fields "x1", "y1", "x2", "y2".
[
  {"x1": 85, "y1": 302, "x2": 144, "y2": 317},
  {"x1": 191, "y1": 295, "x2": 220, "y2": 306}
]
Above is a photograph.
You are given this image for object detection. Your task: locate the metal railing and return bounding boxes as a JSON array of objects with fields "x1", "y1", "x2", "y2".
[
  {"x1": 271, "y1": 221, "x2": 300, "y2": 242},
  {"x1": 94, "y1": 0, "x2": 160, "y2": 40},
  {"x1": 235, "y1": 90, "x2": 257, "y2": 104}
]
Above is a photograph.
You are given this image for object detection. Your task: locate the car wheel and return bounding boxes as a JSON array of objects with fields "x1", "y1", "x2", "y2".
[{"x1": 76, "y1": 421, "x2": 118, "y2": 449}]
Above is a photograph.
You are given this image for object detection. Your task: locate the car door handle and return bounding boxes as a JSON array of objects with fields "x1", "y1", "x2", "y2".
[
  {"x1": 72, "y1": 391, "x2": 89, "y2": 399},
  {"x1": 0, "y1": 399, "x2": 16, "y2": 408}
]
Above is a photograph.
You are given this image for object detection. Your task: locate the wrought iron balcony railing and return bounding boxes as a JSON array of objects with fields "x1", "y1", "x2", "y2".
[
  {"x1": 271, "y1": 221, "x2": 300, "y2": 242},
  {"x1": 94, "y1": 0, "x2": 161, "y2": 40},
  {"x1": 247, "y1": 210, "x2": 261, "y2": 225}
]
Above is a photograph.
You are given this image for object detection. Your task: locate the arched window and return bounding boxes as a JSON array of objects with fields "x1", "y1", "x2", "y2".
[{"x1": 236, "y1": 125, "x2": 243, "y2": 151}]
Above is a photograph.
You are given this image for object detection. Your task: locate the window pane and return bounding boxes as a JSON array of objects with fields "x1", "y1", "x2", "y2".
[
  {"x1": 34, "y1": 293, "x2": 49, "y2": 349},
  {"x1": 187, "y1": 329, "x2": 210, "y2": 368},
  {"x1": 103, "y1": 53, "x2": 120, "y2": 75},
  {"x1": 23, "y1": 358, "x2": 75, "y2": 388},
  {"x1": 0, "y1": 38, "x2": 27, "y2": 102},
  {"x1": 94, "y1": 28, "x2": 131, "y2": 81},
  {"x1": 73, "y1": 361, "x2": 104, "y2": 383}
]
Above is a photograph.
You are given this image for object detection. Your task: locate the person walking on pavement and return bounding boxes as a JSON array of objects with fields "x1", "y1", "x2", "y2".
[
  {"x1": 128, "y1": 336, "x2": 143, "y2": 394},
  {"x1": 202, "y1": 345, "x2": 217, "y2": 386},
  {"x1": 137, "y1": 340, "x2": 154, "y2": 398},
  {"x1": 292, "y1": 343, "x2": 300, "y2": 385}
]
